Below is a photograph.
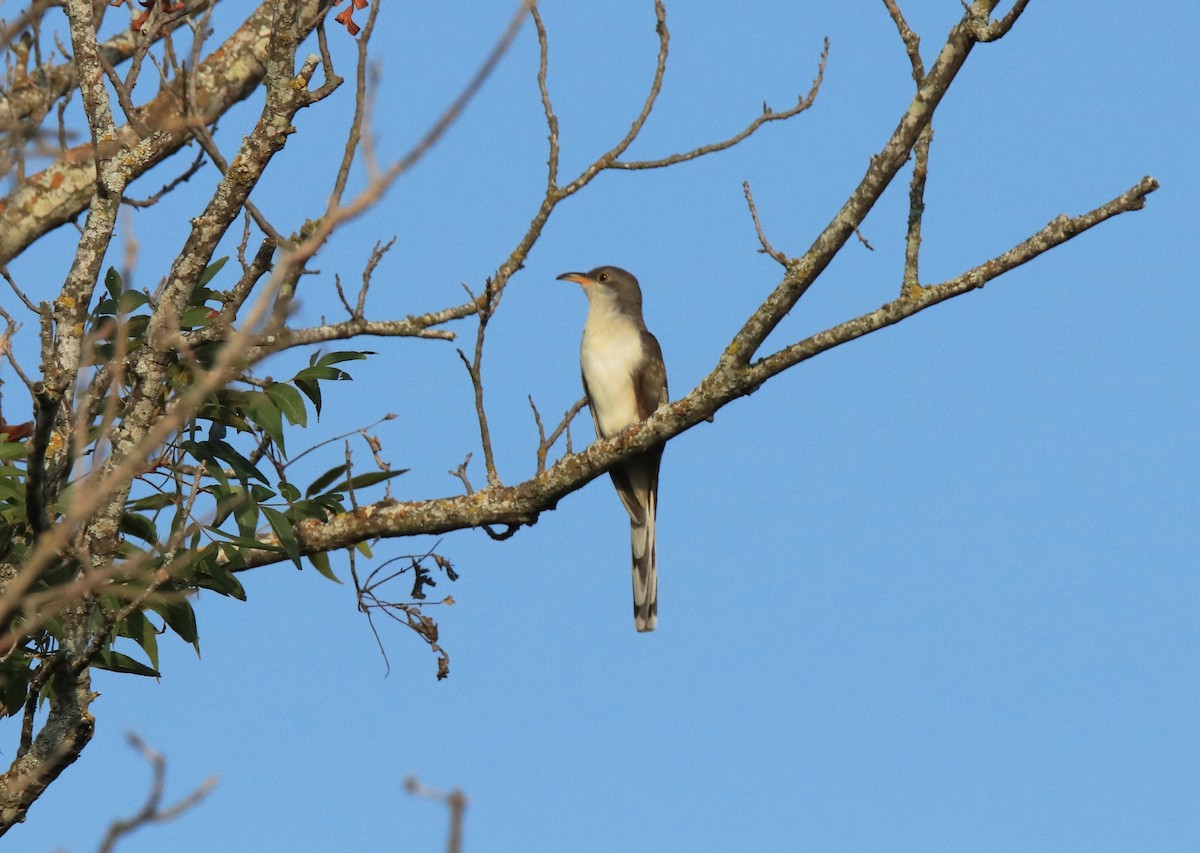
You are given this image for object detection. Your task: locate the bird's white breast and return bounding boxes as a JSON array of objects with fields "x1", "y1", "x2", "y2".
[{"x1": 581, "y1": 304, "x2": 644, "y2": 439}]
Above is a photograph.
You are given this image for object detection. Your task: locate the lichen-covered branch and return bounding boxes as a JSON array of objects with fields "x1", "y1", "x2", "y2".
[
  {"x1": 723, "y1": 0, "x2": 1007, "y2": 366},
  {"x1": 0, "y1": 0, "x2": 325, "y2": 265},
  {"x1": 231, "y1": 176, "x2": 1158, "y2": 569}
]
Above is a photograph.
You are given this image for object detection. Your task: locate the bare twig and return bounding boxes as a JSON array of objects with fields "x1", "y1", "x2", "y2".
[
  {"x1": 723, "y1": 0, "x2": 1016, "y2": 366},
  {"x1": 96, "y1": 733, "x2": 218, "y2": 853},
  {"x1": 187, "y1": 124, "x2": 287, "y2": 246},
  {"x1": 0, "y1": 265, "x2": 40, "y2": 315},
  {"x1": 405, "y1": 775, "x2": 468, "y2": 853},
  {"x1": 357, "y1": 238, "x2": 395, "y2": 318},
  {"x1": 972, "y1": 0, "x2": 1031, "y2": 41},
  {"x1": 0, "y1": 305, "x2": 35, "y2": 390},
  {"x1": 883, "y1": 0, "x2": 925, "y2": 81},
  {"x1": 529, "y1": 395, "x2": 588, "y2": 476},
  {"x1": 613, "y1": 37, "x2": 830, "y2": 171},
  {"x1": 742, "y1": 181, "x2": 789, "y2": 265},
  {"x1": 121, "y1": 149, "x2": 208, "y2": 208},
  {"x1": 750, "y1": 177, "x2": 1162, "y2": 381},
  {"x1": 457, "y1": 279, "x2": 500, "y2": 487},
  {"x1": 530, "y1": 1, "x2": 560, "y2": 190},
  {"x1": 902, "y1": 125, "x2": 931, "y2": 297},
  {"x1": 853, "y1": 225, "x2": 875, "y2": 252},
  {"x1": 884, "y1": 0, "x2": 931, "y2": 296},
  {"x1": 559, "y1": 0, "x2": 671, "y2": 194},
  {"x1": 391, "y1": 4, "x2": 528, "y2": 179},
  {"x1": 448, "y1": 453, "x2": 474, "y2": 495}
]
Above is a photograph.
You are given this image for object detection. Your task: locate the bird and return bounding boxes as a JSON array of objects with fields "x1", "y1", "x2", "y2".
[{"x1": 557, "y1": 266, "x2": 668, "y2": 632}]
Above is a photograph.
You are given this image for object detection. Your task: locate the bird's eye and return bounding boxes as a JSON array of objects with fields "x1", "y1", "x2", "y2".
[{"x1": 598, "y1": 273, "x2": 608, "y2": 282}]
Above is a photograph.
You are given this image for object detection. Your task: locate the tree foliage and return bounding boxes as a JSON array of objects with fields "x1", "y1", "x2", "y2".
[{"x1": 0, "y1": 0, "x2": 1155, "y2": 834}]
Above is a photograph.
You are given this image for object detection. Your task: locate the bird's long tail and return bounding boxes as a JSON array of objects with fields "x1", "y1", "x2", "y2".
[{"x1": 631, "y1": 491, "x2": 658, "y2": 632}]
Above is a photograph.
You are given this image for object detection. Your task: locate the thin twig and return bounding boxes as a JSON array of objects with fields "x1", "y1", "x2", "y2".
[
  {"x1": 357, "y1": 237, "x2": 395, "y2": 318},
  {"x1": 883, "y1": 2, "x2": 931, "y2": 297},
  {"x1": 612, "y1": 37, "x2": 829, "y2": 171},
  {"x1": 121, "y1": 148, "x2": 207, "y2": 208},
  {"x1": 973, "y1": 0, "x2": 1031, "y2": 41},
  {"x1": 0, "y1": 305, "x2": 36, "y2": 390},
  {"x1": 187, "y1": 124, "x2": 287, "y2": 245},
  {"x1": 559, "y1": 0, "x2": 671, "y2": 193},
  {"x1": 405, "y1": 776, "x2": 468, "y2": 853},
  {"x1": 902, "y1": 125, "x2": 931, "y2": 297},
  {"x1": 530, "y1": 1, "x2": 560, "y2": 191},
  {"x1": 0, "y1": 265, "x2": 41, "y2": 315},
  {"x1": 457, "y1": 280, "x2": 500, "y2": 487},
  {"x1": 96, "y1": 733, "x2": 218, "y2": 853},
  {"x1": 882, "y1": 0, "x2": 925, "y2": 82},
  {"x1": 391, "y1": 4, "x2": 528, "y2": 178},
  {"x1": 853, "y1": 225, "x2": 875, "y2": 252},
  {"x1": 448, "y1": 453, "x2": 473, "y2": 495},
  {"x1": 742, "y1": 181, "x2": 788, "y2": 265}
]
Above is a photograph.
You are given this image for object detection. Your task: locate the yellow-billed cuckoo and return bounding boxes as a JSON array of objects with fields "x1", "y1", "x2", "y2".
[{"x1": 557, "y1": 266, "x2": 668, "y2": 632}]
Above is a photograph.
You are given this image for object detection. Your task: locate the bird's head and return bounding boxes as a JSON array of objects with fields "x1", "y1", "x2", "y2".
[{"x1": 556, "y1": 266, "x2": 643, "y2": 310}]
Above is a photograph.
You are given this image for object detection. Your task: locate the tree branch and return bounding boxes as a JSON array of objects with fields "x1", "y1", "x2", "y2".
[
  {"x1": 0, "y1": 0, "x2": 327, "y2": 265},
  {"x1": 96, "y1": 733, "x2": 218, "y2": 853},
  {"x1": 722, "y1": 0, "x2": 1006, "y2": 366},
  {"x1": 612, "y1": 37, "x2": 829, "y2": 171},
  {"x1": 228, "y1": 175, "x2": 1158, "y2": 570}
]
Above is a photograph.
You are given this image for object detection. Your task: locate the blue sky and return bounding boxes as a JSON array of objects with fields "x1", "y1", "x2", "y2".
[{"x1": 6, "y1": 1, "x2": 1198, "y2": 850}]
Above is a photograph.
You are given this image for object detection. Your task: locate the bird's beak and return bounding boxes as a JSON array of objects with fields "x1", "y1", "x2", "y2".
[{"x1": 556, "y1": 272, "x2": 592, "y2": 286}]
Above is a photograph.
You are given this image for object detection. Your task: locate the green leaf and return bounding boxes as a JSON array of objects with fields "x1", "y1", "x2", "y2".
[
  {"x1": 0, "y1": 440, "x2": 28, "y2": 460},
  {"x1": 120, "y1": 290, "x2": 151, "y2": 312},
  {"x1": 105, "y1": 267, "x2": 122, "y2": 302},
  {"x1": 196, "y1": 565, "x2": 247, "y2": 601},
  {"x1": 249, "y1": 483, "x2": 277, "y2": 503},
  {"x1": 179, "y1": 305, "x2": 215, "y2": 329},
  {"x1": 340, "y1": 469, "x2": 408, "y2": 492},
  {"x1": 287, "y1": 499, "x2": 334, "y2": 522},
  {"x1": 119, "y1": 610, "x2": 161, "y2": 671},
  {"x1": 214, "y1": 541, "x2": 247, "y2": 569},
  {"x1": 294, "y1": 378, "x2": 322, "y2": 417},
  {"x1": 279, "y1": 481, "x2": 301, "y2": 503},
  {"x1": 124, "y1": 314, "x2": 150, "y2": 342},
  {"x1": 293, "y1": 365, "x2": 351, "y2": 382},
  {"x1": 261, "y1": 506, "x2": 301, "y2": 569},
  {"x1": 313, "y1": 494, "x2": 346, "y2": 515},
  {"x1": 119, "y1": 512, "x2": 160, "y2": 545},
  {"x1": 0, "y1": 659, "x2": 31, "y2": 718},
  {"x1": 204, "y1": 458, "x2": 231, "y2": 493},
  {"x1": 94, "y1": 649, "x2": 161, "y2": 678},
  {"x1": 149, "y1": 598, "x2": 199, "y2": 654},
  {"x1": 197, "y1": 256, "x2": 229, "y2": 288},
  {"x1": 233, "y1": 492, "x2": 260, "y2": 538},
  {"x1": 308, "y1": 550, "x2": 342, "y2": 584},
  {"x1": 206, "y1": 440, "x2": 268, "y2": 484},
  {"x1": 188, "y1": 286, "x2": 217, "y2": 308},
  {"x1": 305, "y1": 463, "x2": 350, "y2": 497},
  {"x1": 209, "y1": 527, "x2": 280, "y2": 553},
  {"x1": 266, "y1": 383, "x2": 307, "y2": 428},
  {"x1": 0, "y1": 480, "x2": 24, "y2": 501},
  {"x1": 191, "y1": 545, "x2": 248, "y2": 601},
  {"x1": 355, "y1": 540, "x2": 373, "y2": 559},
  {"x1": 315, "y1": 350, "x2": 372, "y2": 366},
  {"x1": 245, "y1": 393, "x2": 285, "y2": 455},
  {"x1": 208, "y1": 486, "x2": 240, "y2": 528},
  {"x1": 127, "y1": 492, "x2": 177, "y2": 512}
]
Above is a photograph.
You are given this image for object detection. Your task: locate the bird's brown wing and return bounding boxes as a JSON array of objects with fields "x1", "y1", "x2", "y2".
[{"x1": 635, "y1": 330, "x2": 669, "y2": 421}]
